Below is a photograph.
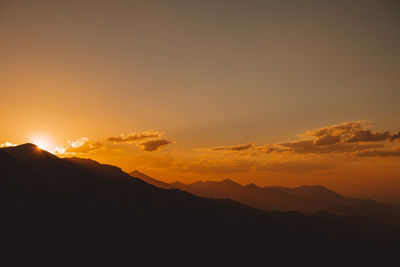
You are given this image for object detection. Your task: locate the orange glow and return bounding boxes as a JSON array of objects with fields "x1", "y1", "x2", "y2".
[
  {"x1": 1, "y1": 1, "x2": 399, "y2": 205},
  {"x1": 29, "y1": 135, "x2": 53, "y2": 152}
]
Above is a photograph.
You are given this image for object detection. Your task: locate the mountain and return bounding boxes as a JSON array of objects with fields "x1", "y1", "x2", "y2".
[
  {"x1": 131, "y1": 170, "x2": 400, "y2": 225},
  {"x1": 0, "y1": 145, "x2": 399, "y2": 261}
]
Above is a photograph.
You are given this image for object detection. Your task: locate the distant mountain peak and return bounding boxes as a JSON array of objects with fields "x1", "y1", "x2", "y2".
[
  {"x1": 291, "y1": 185, "x2": 343, "y2": 199},
  {"x1": 295, "y1": 185, "x2": 335, "y2": 193},
  {"x1": 245, "y1": 183, "x2": 260, "y2": 190},
  {"x1": 221, "y1": 178, "x2": 238, "y2": 184}
]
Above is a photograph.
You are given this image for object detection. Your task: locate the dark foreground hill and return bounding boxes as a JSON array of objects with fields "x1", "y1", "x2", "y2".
[
  {"x1": 0, "y1": 144, "x2": 399, "y2": 262},
  {"x1": 131, "y1": 170, "x2": 400, "y2": 226}
]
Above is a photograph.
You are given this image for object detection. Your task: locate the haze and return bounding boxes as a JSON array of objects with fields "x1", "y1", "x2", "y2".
[{"x1": 1, "y1": 0, "x2": 399, "y2": 203}]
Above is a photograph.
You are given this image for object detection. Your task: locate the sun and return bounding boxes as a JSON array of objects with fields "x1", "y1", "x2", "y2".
[{"x1": 30, "y1": 135, "x2": 52, "y2": 151}]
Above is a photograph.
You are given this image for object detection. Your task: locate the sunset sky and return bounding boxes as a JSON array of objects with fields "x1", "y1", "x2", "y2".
[{"x1": 1, "y1": 0, "x2": 399, "y2": 203}]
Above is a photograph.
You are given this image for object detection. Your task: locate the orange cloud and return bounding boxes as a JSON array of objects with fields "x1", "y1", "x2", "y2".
[
  {"x1": 346, "y1": 130, "x2": 390, "y2": 143},
  {"x1": 193, "y1": 121, "x2": 399, "y2": 161},
  {"x1": 56, "y1": 137, "x2": 104, "y2": 154},
  {"x1": 139, "y1": 139, "x2": 172, "y2": 152},
  {"x1": 305, "y1": 121, "x2": 396, "y2": 144},
  {"x1": 201, "y1": 143, "x2": 254, "y2": 152},
  {"x1": 391, "y1": 131, "x2": 400, "y2": 142},
  {"x1": 277, "y1": 140, "x2": 383, "y2": 154},
  {"x1": 305, "y1": 121, "x2": 368, "y2": 139},
  {"x1": 107, "y1": 131, "x2": 161, "y2": 143},
  {"x1": 0, "y1": 142, "x2": 17, "y2": 148},
  {"x1": 255, "y1": 121, "x2": 399, "y2": 157}
]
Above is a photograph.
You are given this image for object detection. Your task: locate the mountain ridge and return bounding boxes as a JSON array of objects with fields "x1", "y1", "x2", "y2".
[
  {"x1": 1, "y1": 144, "x2": 399, "y2": 257},
  {"x1": 130, "y1": 170, "x2": 400, "y2": 225}
]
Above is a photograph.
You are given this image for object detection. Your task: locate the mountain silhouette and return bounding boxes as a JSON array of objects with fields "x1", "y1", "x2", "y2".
[
  {"x1": 1, "y1": 144, "x2": 399, "y2": 261},
  {"x1": 131, "y1": 170, "x2": 400, "y2": 225}
]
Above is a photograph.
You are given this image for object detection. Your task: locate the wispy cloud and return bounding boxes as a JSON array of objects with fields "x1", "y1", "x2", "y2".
[
  {"x1": 277, "y1": 140, "x2": 384, "y2": 154},
  {"x1": 200, "y1": 143, "x2": 254, "y2": 152},
  {"x1": 107, "y1": 131, "x2": 161, "y2": 143}
]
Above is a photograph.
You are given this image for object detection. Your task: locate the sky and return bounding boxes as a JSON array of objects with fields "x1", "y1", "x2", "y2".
[{"x1": 1, "y1": 0, "x2": 400, "y2": 203}]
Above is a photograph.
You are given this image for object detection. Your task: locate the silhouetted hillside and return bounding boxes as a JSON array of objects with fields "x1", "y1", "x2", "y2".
[
  {"x1": 0, "y1": 144, "x2": 399, "y2": 261},
  {"x1": 131, "y1": 170, "x2": 400, "y2": 225}
]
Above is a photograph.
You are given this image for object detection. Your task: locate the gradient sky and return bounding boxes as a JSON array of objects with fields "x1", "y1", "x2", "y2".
[{"x1": 1, "y1": 0, "x2": 400, "y2": 202}]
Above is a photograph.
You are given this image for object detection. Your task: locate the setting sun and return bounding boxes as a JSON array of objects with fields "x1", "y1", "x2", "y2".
[{"x1": 30, "y1": 135, "x2": 52, "y2": 151}]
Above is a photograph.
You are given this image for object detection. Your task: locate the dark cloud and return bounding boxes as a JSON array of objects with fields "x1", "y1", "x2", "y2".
[
  {"x1": 306, "y1": 121, "x2": 367, "y2": 138},
  {"x1": 346, "y1": 130, "x2": 390, "y2": 143},
  {"x1": 313, "y1": 134, "x2": 341, "y2": 146},
  {"x1": 107, "y1": 131, "x2": 161, "y2": 143},
  {"x1": 206, "y1": 143, "x2": 254, "y2": 152},
  {"x1": 306, "y1": 121, "x2": 395, "y2": 144},
  {"x1": 257, "y1": 145, "x2": 284, "y2": 154},
  {"x1": 139, "y1": 139, "x2": 172, "y2": 152},
  {"x1": 391, "y1": 131, "x2": 400, "y2": 142},
  {"x1": 263, "y1": 121, "x2": 398, "y2": 156},
  {"x1": 197, "y1": 121, "x2": 398, "y2": 159}
]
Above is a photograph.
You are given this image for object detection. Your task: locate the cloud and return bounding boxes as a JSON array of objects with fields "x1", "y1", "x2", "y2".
[
  {"x1": 313, "y1": 134, "x2": 342, "y2": 146},
  {"x1": 139, "y1": 139, "x2": 172, "y2": 152},
  {"x1": 304, "y1": 121, "x2": 392, "y2": 144},
  {"x1": 196, "y1": 121, "x2": 398, "y2": 159},
  {"x1": 107, "y1": 130, "x2": 172, "y2": 151},
  {"x1": 346, "y1": 130, "x2": 390, "y2": 143},
  {"x1": 278, "y1": 140, "x2": 384, "y2": 154},
  {"x1": 391, "y1": 131, "x2": 400, "y2": 142},
  {"x1": 58, "y1": 137, "x2": 104, "y2": 154},
  {"x1": 256, "y1": 145, "x2": 285, "y2": 154},
  {"x1": 202, "y1": 143, "x2": 254, "y2": 152},
  {"x1": 201, "y1": 121, "x2": 398, "y2": 157},
  {"x1": 107, "y1": 131, "x2": 161, "y2": 143},
  {"x1": 0, "y1": 142, "x2": 17, "y2": 148},
  {"x1": 305, "y1": 121, "x2": 368, "y2": 138},
  {"x1": 255, "y1": 121, "x2": 399, "y2": 157}
]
